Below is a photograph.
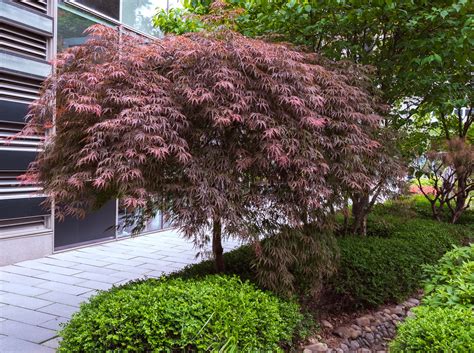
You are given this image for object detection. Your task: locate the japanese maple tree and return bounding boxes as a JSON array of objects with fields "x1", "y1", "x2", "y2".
[{"x1": 23, "y1": 25, "x2": 385, "y2": 270}]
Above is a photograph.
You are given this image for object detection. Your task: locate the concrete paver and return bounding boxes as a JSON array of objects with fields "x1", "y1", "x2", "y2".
[
  {"x1": 34, "y1": 281, "x2": 91, "y2": 296},
  {"x1": 42, "y1": 337, "x2": 61, "y2": 350},
  {"x1": 0, "y1": 337, "x2": 55, "y2": 353},
  {"x1": 0, "y1": 229, "x2": 240, "y2": 352},
  {"x1": 0, "y1": 293, "x2": 52, "y2": 310},
  {"x1": 0, "y1": 282, "x2": 50, "y2": 297},
  {"x1": 37, "y1": 303, "x2": 77, "y2": 318},
  {"x1": 0, "y1": 306, "x2": 57, "y2": 325},
  {"x1": 36, "y1": 292, "x2": 83, "y2": 308},
  {"x1": 0, "y1": 320, "x2": 57, "y2": 343},
  {"x1": 35, "y1": 272, "x2": 87, "y2": 285}
]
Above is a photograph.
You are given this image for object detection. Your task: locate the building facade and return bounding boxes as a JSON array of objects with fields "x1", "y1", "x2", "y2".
[{"x1": 1, "y1": 0, "x2": 176, "y2": 265}]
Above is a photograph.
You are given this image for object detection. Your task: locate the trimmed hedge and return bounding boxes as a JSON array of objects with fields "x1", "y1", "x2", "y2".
[
  {"x1": 391, "y1": 245, "x2": 474, "y2": 351},
  {"x1": 332, "y1": 218, "x2": 466, "y2": 307},
  {"x1": 58, "y1": 276, "x2": 304, "y2": 352}
]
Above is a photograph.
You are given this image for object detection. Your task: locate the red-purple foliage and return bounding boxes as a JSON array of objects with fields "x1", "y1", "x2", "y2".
[{"x1": 23, "y1": 25, "x2": 385, "y2": 267}]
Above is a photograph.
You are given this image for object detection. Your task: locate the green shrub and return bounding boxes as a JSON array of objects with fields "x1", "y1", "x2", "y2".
[
  {"x1": 58, "y1": 276, "x2": 303, "y2": 352},
  {"x1": 390, "y1": 306, "x2": 474, "y2": 352},
  {"x1": 391, "y1": 245, "x2": 474, "y2": 352},
  {"x1": 171, "y1": 198, "x2": 471, "y2": 309},
  {"x1": 409, "y1": 177, "x2": 434, "y2": 187},
  {"x1": 331, "y1": 218, "x2": 463, "y2": 308},
  {"x1": 365, "y1": 213, "x2": 397, "y2": 237},
  {"x1": 169, "y1": 245, "x2": 256, "y2": 282},
  {"x1": 422, "y1": 245, "x2": 474, "y2": 309},
  {"x1": 253, "y1": 226, "x2": 339, "y2": 298}
]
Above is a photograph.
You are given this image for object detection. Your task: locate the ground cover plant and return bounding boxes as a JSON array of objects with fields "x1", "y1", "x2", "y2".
[
  {"x1": 390, "y1": 245, "x2": 474, "y2": 351},
  {"x1": 58, "y1": 276, "x2": 305, "y2": 352},
  {"x1": 172, "y1": 197, "x2": 473, "y2": 309}
]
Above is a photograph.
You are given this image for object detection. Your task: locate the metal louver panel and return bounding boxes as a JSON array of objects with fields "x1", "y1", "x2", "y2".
[
  {"x1": 0, "y1": 120, "x2": 44, "y2": 199},
  {"x1": 0, "y1": 23, "x2": 48, "y2": 59},
  {"x1": 0, "y1": 120, "x2": 43, "y2": 151},
  {"x1": 0, "y1": 171, "x2": 42, "y2": 199},
  {"x1": 13, "y1": 0, "x2": 48, "y2": 14},
  {"x1": 0, "y1": 73, "x2": 41, "y2": 104},
  {"x1": 0, "y1": 215, "x2": 49, "y2": 237}
]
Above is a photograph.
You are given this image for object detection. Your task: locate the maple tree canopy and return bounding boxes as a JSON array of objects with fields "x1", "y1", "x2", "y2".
[{"x1": 23, "y1": 25, "x2": 384, "y2": 242}]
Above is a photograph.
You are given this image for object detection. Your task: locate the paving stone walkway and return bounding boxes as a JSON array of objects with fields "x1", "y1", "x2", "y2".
[{"x1": 0, "y1": 230, "x2": 240, "y2": 352}]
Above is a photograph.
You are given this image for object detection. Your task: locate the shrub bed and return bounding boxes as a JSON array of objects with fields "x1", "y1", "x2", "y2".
[
  {"x1": 331, "y1": 217, "x2": 465, "y2": 308},
  {"x1": 390, "y1": 306, "x2": 474, "y2": 352},
  {"x1": 174, "y1": 200, "x2": 471, "y2": 309},
  {"x1": 375, "y1": 195, "x2": 474, "y2": 230},
  {"x1": 58, "y1": 276, "x2": 304, "y2": 352},
  {"x1": 390, "y1": 245, "x2": 474, "y2": 351}
]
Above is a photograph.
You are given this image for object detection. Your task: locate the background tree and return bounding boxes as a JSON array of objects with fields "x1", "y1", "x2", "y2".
[
  {"x1": 24, "y1": 25, "x2": 387, "y2": 272},
  {"x1": 413, "y1": 139, "x2": 474, "y2": 222}
]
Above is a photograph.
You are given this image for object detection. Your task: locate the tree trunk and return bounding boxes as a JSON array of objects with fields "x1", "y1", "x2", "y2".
[
  {"x1": 212, "y1": 217, "x2": 225, "y2": 272},
  {"x1": 352, "y1": 194, "x2": 369, "y2": 236},
  {"x1": 342, "y1": 198, "x2": 350, "y2": 234},
  {"x1": 431, "y1": 201, "x2": 441, "y2": 222},
  {"x1": 451, "y1": 178, "x2": 467, "y2": 224}
]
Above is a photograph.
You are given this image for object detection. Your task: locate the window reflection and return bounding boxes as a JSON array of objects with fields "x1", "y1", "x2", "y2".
[
  {"x1": 57, "y1": 2, "x2": 178, "y2": 237},
  {"x1": 117, "y1": 207, "x2": 165, "y2": 237},
  {"x1": 120, "y1": 0, "x2": 170, "y2": 36},
  {"x1": 62, "y1": 0, "x2": 182, "y2": 38},
  {"x1": 72, "y1": 0, "x2": 121, "y2": 20},
  {"x1": 57, "y1": 9, "x2": 94, "y2": 52}
]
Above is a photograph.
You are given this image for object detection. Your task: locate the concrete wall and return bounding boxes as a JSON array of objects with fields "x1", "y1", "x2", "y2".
[{"x1": 0, "y1": 232, "x2": 53, "y2": 266}]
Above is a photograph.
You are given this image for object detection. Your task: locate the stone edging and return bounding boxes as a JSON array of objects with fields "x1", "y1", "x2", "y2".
[{"x1": 303, "y1": 297, "x2": 420, "y2": 353}]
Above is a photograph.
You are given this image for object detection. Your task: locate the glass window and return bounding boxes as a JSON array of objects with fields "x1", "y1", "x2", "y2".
[
  {"x1": 63, "y1": 1, "x2": 183, "y2": 38},
  {"x1": 57, "y1": 7, "x2": 112, "y2": 52},
  {"x1": 117, "y1": 206, "x2": 164, "y2": 237},
  {"x1": 72, "y1": 0, "x2": 120, "y2": 20},
  {"x1": 120, "y1": 0, "x2": 172, "y2": 36}
]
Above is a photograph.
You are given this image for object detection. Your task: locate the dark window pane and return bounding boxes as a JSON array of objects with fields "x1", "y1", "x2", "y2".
[
  {"x1": 73, "y1": 0, "x2": 120, "y2": 20},
  {"x1": 57, "y1": 8, "x2": 111, "y2": 52}
]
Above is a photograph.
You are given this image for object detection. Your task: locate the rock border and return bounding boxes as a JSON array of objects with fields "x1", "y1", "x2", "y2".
[{"x1": 303, "y1": 297, "x2": 420, "y2": 353}]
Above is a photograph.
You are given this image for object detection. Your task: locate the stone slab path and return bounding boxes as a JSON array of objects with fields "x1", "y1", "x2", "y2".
[{"x1": 0, "y1": 230, "x2": 240, "y2": 352}]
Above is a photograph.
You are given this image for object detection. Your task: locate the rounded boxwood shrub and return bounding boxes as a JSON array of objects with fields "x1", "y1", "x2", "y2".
[
  {"x1": 58, "y1": 275, "x2": 303, "y2": 352},
  {"x1": 390, "y1": 306, "x2": 474, "y2": 352}
]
